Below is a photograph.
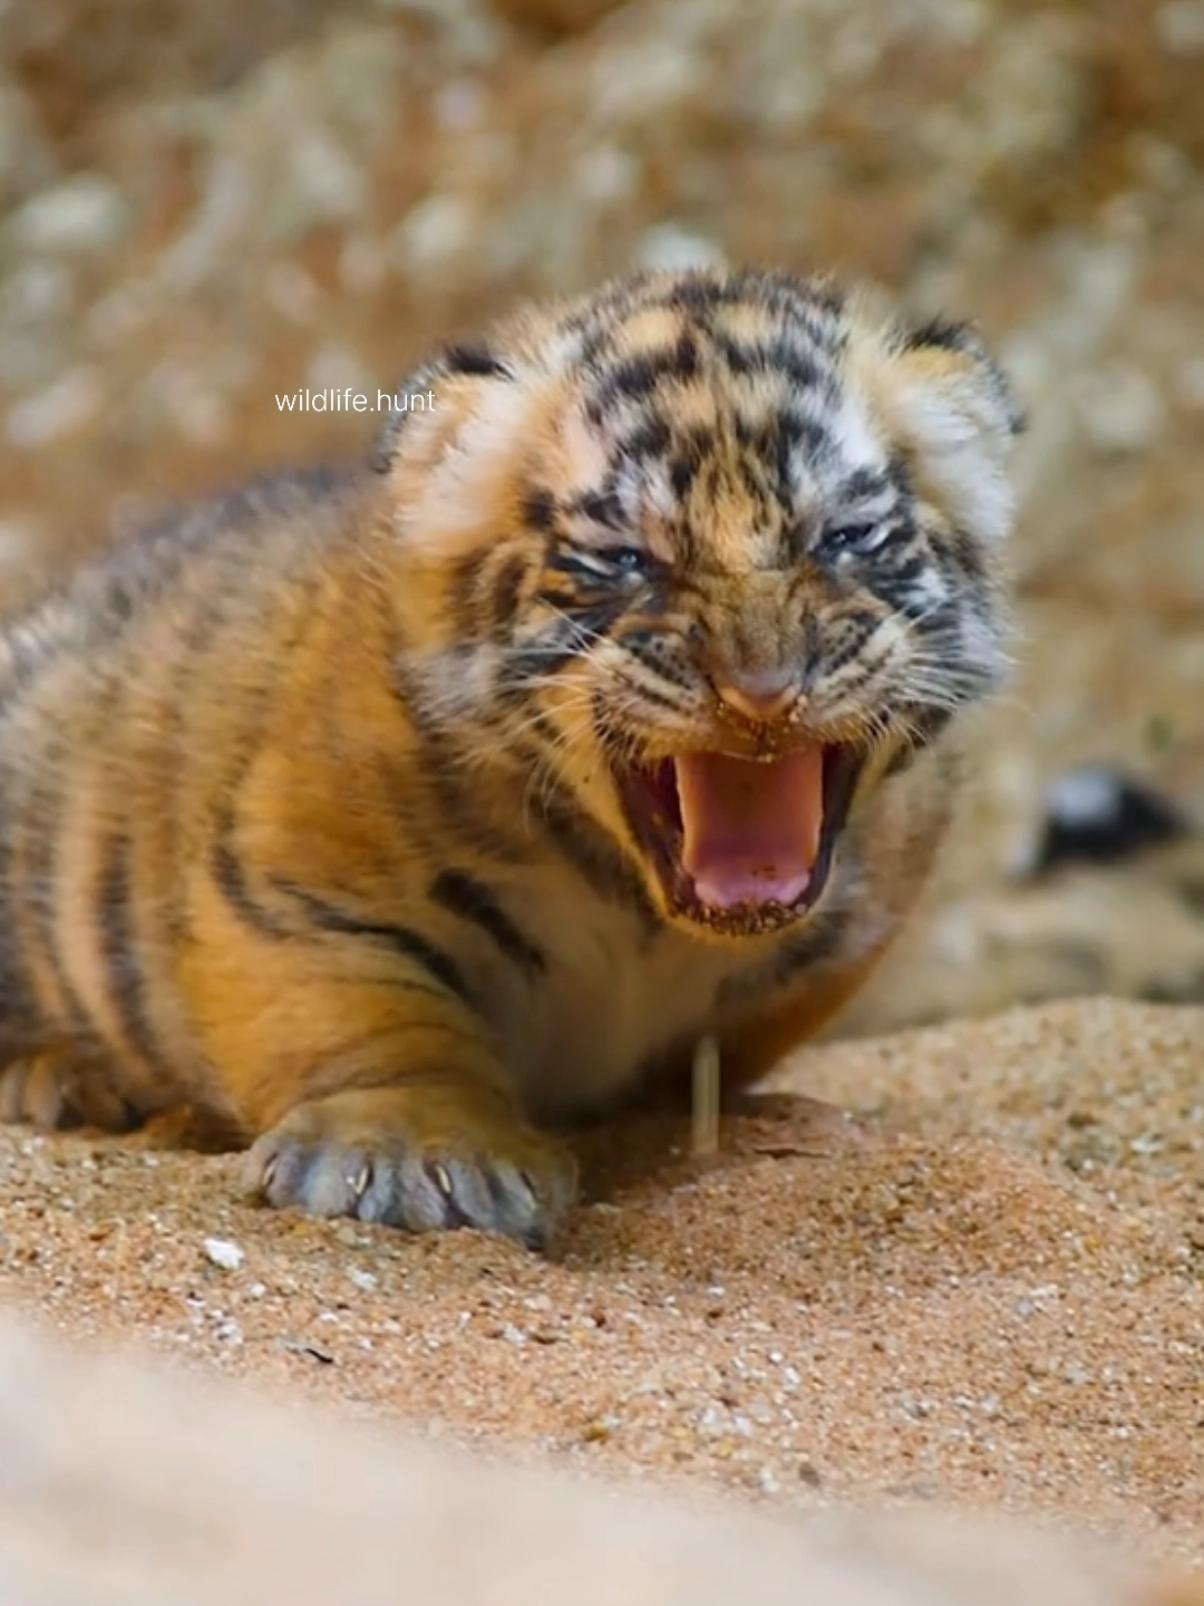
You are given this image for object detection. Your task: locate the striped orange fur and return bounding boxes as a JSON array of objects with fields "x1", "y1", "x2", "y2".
[{"x1": 0, "y1": 268, "x2": 1018, "y2": 1246}]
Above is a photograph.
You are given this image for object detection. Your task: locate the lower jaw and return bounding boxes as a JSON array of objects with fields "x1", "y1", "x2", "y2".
[
  {"x1": 650, "y1": 847, "x2": 830, "y2": 939},
  {"x1": 662, "y1": 880, "x2": 822, "y2": 937},
  {"x1": 623, "y1": 745, "x2": 864, "y2": 938}
]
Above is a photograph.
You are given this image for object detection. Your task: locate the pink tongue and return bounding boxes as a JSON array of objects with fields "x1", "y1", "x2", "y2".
[{"x1": 675, "y1": 748, "x2": 824, "y2": 910}]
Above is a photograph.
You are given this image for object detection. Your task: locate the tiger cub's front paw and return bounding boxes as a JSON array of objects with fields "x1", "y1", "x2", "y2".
[{"x1": 241, "y1": 1085, "x2": 577, "y2": 1250}]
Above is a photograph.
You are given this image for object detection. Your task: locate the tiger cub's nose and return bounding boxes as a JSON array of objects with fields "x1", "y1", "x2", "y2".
[{"x1": 713, "y1": 666, "x2": 801, "y2": 722}]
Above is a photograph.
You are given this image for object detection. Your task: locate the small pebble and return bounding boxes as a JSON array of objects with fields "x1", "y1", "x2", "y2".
[{"x1": 202, "y1": 1238, "x2": 245, "y2": 1272}]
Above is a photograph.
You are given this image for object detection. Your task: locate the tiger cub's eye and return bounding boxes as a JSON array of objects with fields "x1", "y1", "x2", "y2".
[
  {"x1": 603, "y1": 546, "x2": 651, "y2": 574},
  {"x1": 563, "y1": 544, "x2": 653, "y2": 583},
  {"x1": 827, "y1": 522, "x2": 889, "y2": 555}
]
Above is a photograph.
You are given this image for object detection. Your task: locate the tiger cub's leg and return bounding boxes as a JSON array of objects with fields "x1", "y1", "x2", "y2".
[
  {"x1": 191, "y1": 948, "x2": 577, "y2": 1247},
  {"x1": 0, "y1": 1048, "x2": 135, "y2": 1132}
]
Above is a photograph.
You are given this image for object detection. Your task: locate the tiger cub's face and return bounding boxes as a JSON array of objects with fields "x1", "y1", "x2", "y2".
[{"x1": 383, "y1": 269, "x2": 1019, "y2": 939}]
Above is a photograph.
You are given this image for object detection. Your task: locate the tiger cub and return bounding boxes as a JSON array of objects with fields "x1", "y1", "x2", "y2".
[{"x1": 0, "y1": 268, "x2": 1018, "y2": 1246}]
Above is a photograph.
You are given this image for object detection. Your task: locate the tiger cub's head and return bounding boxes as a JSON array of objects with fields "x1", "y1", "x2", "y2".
[{"x1": 380, "y1": 267, "x2": 1020, "y2": 938}]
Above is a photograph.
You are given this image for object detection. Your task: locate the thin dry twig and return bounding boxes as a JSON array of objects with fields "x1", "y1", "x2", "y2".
[{"x1": 691, "y1": 1034, "x2": 722, "y2": 1158}]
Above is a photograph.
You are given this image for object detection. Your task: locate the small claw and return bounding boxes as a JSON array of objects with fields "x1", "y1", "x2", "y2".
[
  {"x1": 486, "y1": 1159, "x2": 553, "y2": 1245},
  {"x1": 241, "y1": 1140, "x2": 278, "y2": 1201},
  {"x1": 429, "y1": 1160, "x2": 453, "y2": 1198}
]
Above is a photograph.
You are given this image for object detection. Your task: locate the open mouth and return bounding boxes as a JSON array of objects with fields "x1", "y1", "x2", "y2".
[{"x1": 614, "y1": 744, "x2": 864, "y2": 934}]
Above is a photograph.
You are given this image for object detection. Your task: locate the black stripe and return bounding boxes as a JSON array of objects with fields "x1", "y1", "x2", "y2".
[
  {"x1": 803, "y1": 279, "x2": 845, "y2": 317},
  {"x1": 592, "y1": 332, "x2": 700, "y2": 412},
  {"x1": 903, "y1": 317, "x2": 971, "y2": 354},
  {"x1": 897, "y1": 587, "x2": 951, "y2": 622},
  {"x1": 669, "y1": 455, "x2": 697, "y2": 502},
  {"x1": 373, "y1": 364, "x2": 439, "y2": 466},
  {"x1": 270, "y1": 878, "x2": 475, "y2": 1008},
  {"x1": 737, "y1": 456, "x2": 773, "y2": 508},
  {"x1": 666, "y1": 423, "x2": 713, "y2": 501},
  {"x1": 497, "y1": 639, "x2": 577, "y2": 691},
  {"x1": 778, "y1": 409, "x2": 833, "y2": 461},
  {"x1": 529, "y1": 782, "x2": 659, "y2": 934},
  {"x1": 490, "y1": 553, "x2": 529, "y2": 636},
  {"x1": 772, "y1": 907, "x2": 850, "y2": 984},
  {"x1": 861, "y1": 558, "x2": 928, "y2": 611},
  {"x1": 430, "y1": 869, "x2": 546, "y2": 979},
  {"x1": 618, "y1": 648, "x2": 694, "y2": 710},
  {"x1": 499, "y1": 699, "x2": 561, "y2": 750},
  {"x1": 617, "y1": 623, "x2": 693, "y2": 682},
  {"x1": 496, "y1": 602, "x2": 624, "y2": 694},
  {"x1": 209, "y1": 806, "x2": 291, "y2": 939},
  {"x1": 819, "y1": 611, "x2": 879, "y2": 676},
  {"x1": 543, "y1": 542, "x2": 596, "y2": 579},
  {"x1": 727, "y1": 269, "x2": 845, "y2": 329},
  {"x1": 571, "y1": 489, "x2": 627, "y2": 530},
  {"x1": 450, "y1": 547, "x2": 488, "y2": 635},
  {"x1": 608, "y1": 667, "x2": 685, "y2": 716},
  {"x1": 521, "y1": 487, "x2": 557, "y2": 533},
  {"x1": 568, "y1": 600, "x2": 631, "y2": 638},
  {"x1": 203, "y1": 570, "x2": 330, "y2": 944},
  {"x1": 442, "y1": 342, "x2": 511, "y2": 379},
  {"x1": 160, "y1": 594, "x2": 229, "y2": 949},
  {"x1": 620, "y1": 418, "x2": 671, "y2": 461},
  {"x1": 770, "y1": 415, "x2": 834, "y2": 522},
  {"x1": 715, "y1": 335, "x2": 825, "y2": 393},
  {"x1": 898, "y1": 704, "x2": 954, "y2": 754},
  {"x1": 97, "y1": 829, "x2": 170, "y2": 1075},
  {"x1": 680, "y1": 422, "x2": 716, "y2": 458},
  {"x1": 541, "y1": 551, "x2": 625, "y2": 589},
  {"x1": 945, "y1": 525, "x2": 988, "y2": 586},
  {"x1": 661, "y1": 276, "x2": 726, "y2": 313},
  {"x1": 0, "y1": 782, "x2": 42, "y2": 1050},
  {"x1": 24, "y1": 763, "x2": 93, "y2": 1043},
  {"x1": 840, "y1": 466, "x2": 893, "y2": 502},
  {"x1": 717, "y1": 908, "x2": 849, "y2": 1005}
]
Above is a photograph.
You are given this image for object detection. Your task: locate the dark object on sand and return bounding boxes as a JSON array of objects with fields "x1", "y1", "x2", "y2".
[{"x1": 1031, "y1": 766, "x2": 1188, "y2": 875}]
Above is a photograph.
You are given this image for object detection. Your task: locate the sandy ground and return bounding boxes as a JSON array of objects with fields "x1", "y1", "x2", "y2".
[
  {"x1": 1, "y1": 997, "x2": 1199, "y2": 1561},
  {"x1": 4, "y1": 1317, "x2": 1194, "y2": 1606},
  {"x1": 6, "y1": 1320, "x2": 1194, "y2": 1606}
]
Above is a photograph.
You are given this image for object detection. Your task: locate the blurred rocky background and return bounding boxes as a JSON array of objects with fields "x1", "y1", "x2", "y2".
[{"x1": 0, "y1": 0, "x2": 1201, "y2": 1030}]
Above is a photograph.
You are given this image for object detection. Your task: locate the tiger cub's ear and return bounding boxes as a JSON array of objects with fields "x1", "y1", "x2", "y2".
[
  {"x1": 858, "y1": 316, "x2": 1022, "y2": 547},
  {"x1": 372, "y1": 339, "x2": 544, "y2": 555},
  {"x1": 371, "y1": 343, "x2": 515, "y2": 474}
]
